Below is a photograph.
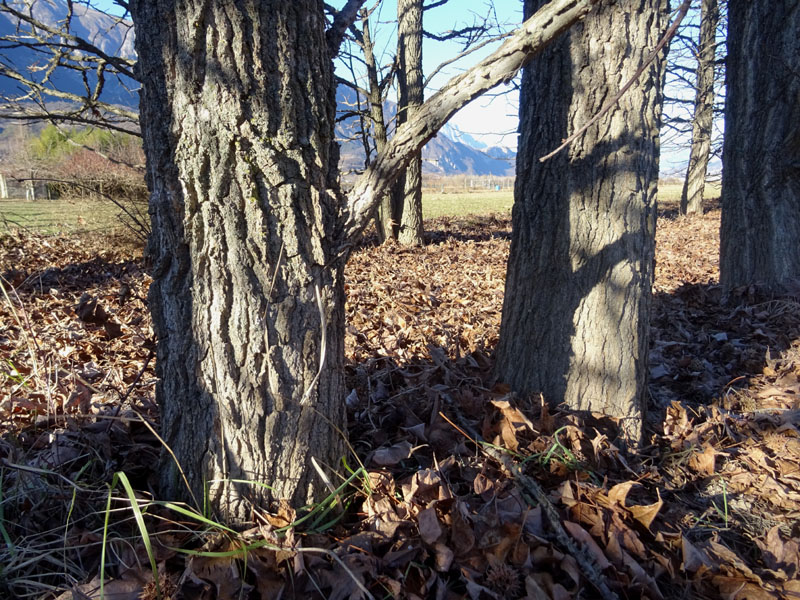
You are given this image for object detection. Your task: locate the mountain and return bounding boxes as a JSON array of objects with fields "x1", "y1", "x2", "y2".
[
  {"x1": 1, "y1": 1, "x2": 515, "y2": 176},
  {"x1": 0, "y1": 0, "x2": 138, "y2": 105},
  {"x1": 439, "y1": 123, "x2": 488, "y2": 150},
  {"x1": 336, "y1": 88, "x2": 515, "y2": 177}
]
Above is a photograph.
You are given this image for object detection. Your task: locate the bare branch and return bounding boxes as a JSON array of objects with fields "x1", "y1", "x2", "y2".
[
  {"x1": 326, "y1": 0, "x2": 369, "y2": 57},
  {"x1": 0, "y1": 62, "x2": 138, "y2": 121},
  {"x1": 0, "y1": 1, "x2": 136, "y2": 80},
  {"x1": 423, "y1": 25, "x2": 486, "y2": 42},
  {"x1": 340, "y1": 0, "x2": 604, "y2": 245},
  {"x1": 539, "y1": 0, "x2": 691, "y2": 162},
  {"x1": 423, "y1": 31, "x2": 512, "y2": 89}
]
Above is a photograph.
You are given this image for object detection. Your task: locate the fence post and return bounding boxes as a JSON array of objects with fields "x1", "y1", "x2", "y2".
[{"x1": 0, "y1": 174, "x2": 6, "y2": 199}]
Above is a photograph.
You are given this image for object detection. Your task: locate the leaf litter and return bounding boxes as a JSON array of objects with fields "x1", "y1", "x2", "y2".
[{"x1": 1, "y1": 203, "x2": 799, "y2": 599}]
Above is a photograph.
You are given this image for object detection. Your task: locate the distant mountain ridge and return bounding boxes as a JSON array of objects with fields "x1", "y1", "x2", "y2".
[
  {"x1": 1, "y1": 0, "x2": 515, "y2": 176},
  {"x1": 336, "y1": 88, "x2": 515, "y2": 176},
  {"x1": 0, "y1": 0, "x2": 137, "y2": 105}
]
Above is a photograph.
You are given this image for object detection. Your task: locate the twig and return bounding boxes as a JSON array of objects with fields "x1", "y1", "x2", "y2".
[
  {"x1": 443, "y1": 410, "x2": 620, "y2": 600},
  {"x1": 103, "y1": 347, "x2": 155, "y2": 434},
  {"x1": 539, "y1": 0, "x2": 692, "y2": 162}
]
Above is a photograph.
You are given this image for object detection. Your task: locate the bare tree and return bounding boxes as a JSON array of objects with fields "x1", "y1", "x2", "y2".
[
  {"x1": 660, "y1": 0, "x2": 727, "y2": 186},
  {"x1": 719, "y1": 0, "x2": 800, "y2": 293},
  {"x1": 395, "y1": 0, "x2": 424, "y2": 246},
  {"x1": 680, "y1": 0, "x2": 719, "y2": 215},
  {"x1": 334, "y1": 0, "x2": 507, "y2": 244},
  {"x1": 0, "y1": 0, "x2": 138, "y2": 133}
]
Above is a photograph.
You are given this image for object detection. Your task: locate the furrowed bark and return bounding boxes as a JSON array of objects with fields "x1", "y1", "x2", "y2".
[
  {"x1": 495, "y1": 0, "x2": 668, "y2": 446},
  {"x1": 720, "y1": 0, "x2": 800, "y2": 292},
  {"x1": 396, "y1": 0, "x2": 425, "y2": 247},
  {"x1": 132, "y1": 0, "x2": 345, "y2": 522}
]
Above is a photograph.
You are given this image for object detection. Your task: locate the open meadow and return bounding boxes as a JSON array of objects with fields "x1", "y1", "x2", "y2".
[
  {"x1": 0, "y1": 182, "x2": 700, "y2": 233},
  {"x1": 1, "y1": 185, "x2": 798, "y2": 600}
]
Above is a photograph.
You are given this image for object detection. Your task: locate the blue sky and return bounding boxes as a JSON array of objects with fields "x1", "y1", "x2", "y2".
[{"x1": 93, "y1": 0, "x2": 523, "y2": 149}]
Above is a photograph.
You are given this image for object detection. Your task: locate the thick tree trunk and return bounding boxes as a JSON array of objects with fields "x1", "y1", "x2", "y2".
[
  {"x1": 495, "y1": 0, "x2": 667, "y2": 445},
  {"x1": 396, "y1": 0, "x2": 425, "y2": 246},
  {"x1": 680, "y1": 0, "x2": 718, "y2": 216},
  {"x1": 132, "y1": 0, "x2": 345, "y2": 522},
  {"x1": 719, "y1": 1, "x2": 800, "y2": 292}
]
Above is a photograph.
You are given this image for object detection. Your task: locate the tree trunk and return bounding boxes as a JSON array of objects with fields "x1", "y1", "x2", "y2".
[
  {"x1": 396, "y1": 0, "x2": 425, "y2": 246},
  {"x1": 495, "y1": 0, "x2": 667, "y2": 445},
  {"x1": 680, "y1": 0, "x2": 718, "y2": 216},
  {"x1": 131, "y1": 0, "x2": 346, "y2": 522},
  {"x1": 361, "y1": 15, "x2": 396, "y2": 242},
  {"x1": 719, "y1": 0, "x2": 800, "y2": 292}
]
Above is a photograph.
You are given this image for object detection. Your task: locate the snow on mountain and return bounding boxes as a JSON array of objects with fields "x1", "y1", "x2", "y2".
[{"x1": 336, "y1": 88, "x2": 515, "y2": 177}]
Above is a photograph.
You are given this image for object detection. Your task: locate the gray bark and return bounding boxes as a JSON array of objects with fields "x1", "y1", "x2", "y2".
[
  {"x1": 680, "y1": 0, "x2": 718, "y2": 216},
  {"x1": 128, "y1": 0, "x2": 604, "y2": 521},
  {"x1": 132, "y1": 0, "x2": 346, "y2": 522},
  {"x1": 396, "y1": 0, "x2": 425, "y2": 246},
  {"x1": 360, "y1": 15, "x2": 396, "y2": 242},
  {"x1": 719, "y1": 0, "x2": 800, "y2": 293},
  {"x1": 495, "y1": 0, "x2": 667, "y2": 445}
]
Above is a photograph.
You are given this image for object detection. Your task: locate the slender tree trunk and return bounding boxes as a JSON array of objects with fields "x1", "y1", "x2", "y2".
[
  {"x1": 720, "y1": 0, "x2": 800, "y2": 292},
  {"x1": 495, "y1": 0, "x2": 667, "y2": 445},
  {"x1": 361, "y1": 16, "x2": 395, "y2": 242},
  {"x1": 680, "y1": 0, "x2": 718, "y2": 216},
  {"x1": 132, "y1": 0, "x2": 346, "y2": 522},
  {"x1": 396, "y1": 0, "x2": 425, "y2": 246}
]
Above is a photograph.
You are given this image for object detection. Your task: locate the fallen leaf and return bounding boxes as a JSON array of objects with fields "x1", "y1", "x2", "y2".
[
  {"x1": 417, "y1": 507, "x2": 442, "y2": 544},
  {"x1": 688, "y1": 443, "x2": 717, "y2": 476},
  {"x1": 629, "y1": 489, "x2": 663, "y2": 530},
  {"x1": 371, "y1": 440, "x2": 413, "y2": 466}
]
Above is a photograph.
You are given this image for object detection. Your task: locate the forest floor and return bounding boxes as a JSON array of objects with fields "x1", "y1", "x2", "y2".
[{"x1": 1, "y1": 199, "x2": 799, "y2": 600}]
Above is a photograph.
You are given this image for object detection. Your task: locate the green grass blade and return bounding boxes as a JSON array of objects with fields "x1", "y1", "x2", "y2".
[
  {"x1": 116, "y1": 472, "x2": 161, "y2": 599},
  {"x1": 156, "y1": 501, "x2": 237, "y2": 534},
  {"x1": 100, "y1": 484, "x2": 113, "y2": 599}
]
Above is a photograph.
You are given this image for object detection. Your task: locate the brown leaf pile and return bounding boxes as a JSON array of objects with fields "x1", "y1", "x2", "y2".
[{"x1": 1, "y1": 205, "x2": 799, "y2": 600}]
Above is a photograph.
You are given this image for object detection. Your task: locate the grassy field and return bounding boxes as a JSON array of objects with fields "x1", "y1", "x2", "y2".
[
  {"x1": 0, "y1": 182, "x2": 719, "y2": 235},
  {"x1": 421, "y1": 182, "x2": 721, "y2": 219},
  {"x1": 0, "y1": 198, "x2": 130, "y2": 235}
]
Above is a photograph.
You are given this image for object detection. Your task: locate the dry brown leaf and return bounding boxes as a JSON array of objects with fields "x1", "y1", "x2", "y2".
[
  {"x1": 629, "y1": 489, "x2": 663, "y2": 530},
  {"x1": 449, "y1": 504, "x2": 476, "y2": 556},
  {"x1": 755, "y1": 526, "x2": 800, "y2": 578},
  {"x1": 682, "y1": 536, "x2": 713, "y2": 574},
  {"x1": 186, "y1": 554, "x2": 243, "y2": 599},
  {"x1": 688, "y1": 443, "x2": 718, "y2": 476},
  {"x1": 417, "y1": 507, "x2": 443, "y2": 544},
  {"x1": 607, "y1": 481, "x2": 637, "y2": 507},
  {"x1": 433, "y1": 542, "x2": 454, "y2": 572},
  {"x1": 371, "y1": 440, "x2": 413, "y2": 466}
]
